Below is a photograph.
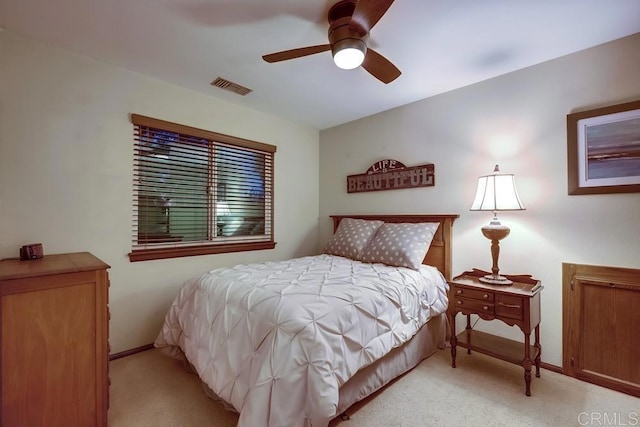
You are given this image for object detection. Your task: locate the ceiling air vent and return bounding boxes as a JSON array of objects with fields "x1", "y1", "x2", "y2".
[{"x1": 211, "y1": 77, "x2": 253, "y2": 96}]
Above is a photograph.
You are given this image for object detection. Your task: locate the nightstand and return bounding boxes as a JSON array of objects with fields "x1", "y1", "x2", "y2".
[{"x1": 448, "y1": 271, "x2": 543, "y2": 396}]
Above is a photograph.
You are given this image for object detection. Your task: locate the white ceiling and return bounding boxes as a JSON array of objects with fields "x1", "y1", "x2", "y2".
[{"x1": 2, "y1": 0, "x2": 640, "y2": 130}]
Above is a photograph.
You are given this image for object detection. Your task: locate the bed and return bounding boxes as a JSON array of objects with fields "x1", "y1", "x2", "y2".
[{"x1": 155, "y1": 214, "x2": 458, "y2": 427}]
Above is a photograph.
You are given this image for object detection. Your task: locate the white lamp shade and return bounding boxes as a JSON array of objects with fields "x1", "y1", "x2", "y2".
[{"x1": 470, "y1": 166, "x2": 525, "y2": 211}]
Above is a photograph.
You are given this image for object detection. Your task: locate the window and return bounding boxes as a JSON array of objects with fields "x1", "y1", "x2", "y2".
[{"x1": 129, "y1": 114, "x2": 276, "y2": 262}]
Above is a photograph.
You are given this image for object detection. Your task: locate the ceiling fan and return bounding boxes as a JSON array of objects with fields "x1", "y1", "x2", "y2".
[{"x1": 262, "y1": 0, "x2": 401, "y2": 84}]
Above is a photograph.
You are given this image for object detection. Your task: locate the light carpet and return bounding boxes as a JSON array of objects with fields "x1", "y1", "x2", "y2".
[{"x1": 108, "y1": 348, "x2": 638, "y2": 427}]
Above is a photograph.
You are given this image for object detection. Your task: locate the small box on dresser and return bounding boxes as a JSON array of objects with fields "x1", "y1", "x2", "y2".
[{"x1": 0, "y1": 252, "x2": 110, "y2": 427}]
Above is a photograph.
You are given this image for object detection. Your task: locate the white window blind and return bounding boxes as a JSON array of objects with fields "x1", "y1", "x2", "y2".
[{"x1": 129, "y1": 114, "x2": 276, "y2": 261}]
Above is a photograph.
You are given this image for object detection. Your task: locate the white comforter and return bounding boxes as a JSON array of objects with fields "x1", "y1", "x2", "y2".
[{"x1": 154, "y1": 254, "x2": 449, "y2": 427}]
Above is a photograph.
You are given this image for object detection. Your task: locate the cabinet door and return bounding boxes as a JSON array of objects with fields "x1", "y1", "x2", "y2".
[
  {"x1": 2, "y1": 273, "x2": 98, "y2": 426},
  {"x1": 563, "y1": 263, "x2": 640, "y2": 397}
]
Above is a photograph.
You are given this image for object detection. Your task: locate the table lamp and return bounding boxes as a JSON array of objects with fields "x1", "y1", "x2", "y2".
[{"x1": 470, "y1": 165, "x2": 525, "y2": 285}]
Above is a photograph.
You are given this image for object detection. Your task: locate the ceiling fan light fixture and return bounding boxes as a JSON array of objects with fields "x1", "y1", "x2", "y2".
[
  {"x1": 332, "y1": 39, "x2": 366, "y2": 70},
  {"x1": 262, "y1": 0, "x2": 400, "y2": 83}
]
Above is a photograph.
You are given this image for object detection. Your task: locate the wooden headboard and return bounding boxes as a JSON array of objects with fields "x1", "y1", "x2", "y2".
[{"x1": 330, "y1": 214, "x2": 459, "y2": 281}]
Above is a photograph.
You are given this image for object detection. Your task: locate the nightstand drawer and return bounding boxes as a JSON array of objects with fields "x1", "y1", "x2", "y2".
[
  {"x1": 454, "y1": 297, "x2": 494, "y2": 315},
  {"x1": 452, "y1": 286, "x2": 494, "y2": 302},
  {"x1": 496, "y1": 295, "x2": 524, "y2": 320}
]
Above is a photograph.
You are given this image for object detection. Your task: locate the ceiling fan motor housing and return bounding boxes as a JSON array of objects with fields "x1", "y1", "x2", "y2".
[
  {"x1": 329, "y1": 21, "x2": 368, "y2": 56},
  {"x1": 328, "y1": 1, "x2": 368, "y2": 63}
]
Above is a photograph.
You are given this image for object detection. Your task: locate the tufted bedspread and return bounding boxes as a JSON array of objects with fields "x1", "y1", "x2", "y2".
[{"x1": 154, "y1": 254, "x2": 449, "y2": 427}]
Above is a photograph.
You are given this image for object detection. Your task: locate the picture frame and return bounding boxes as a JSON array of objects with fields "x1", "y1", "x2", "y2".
[{"x1": 567, "y1": 99, "x2": 640, "y2": 195}]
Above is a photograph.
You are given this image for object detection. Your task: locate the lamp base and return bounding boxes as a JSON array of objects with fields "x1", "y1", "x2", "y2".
[
  {"x1": 479, "y1": 274, "x2": 513, "y2": 285},
  {"x1": 479, "y1": 221, "x2": 512, "y2": 285}
]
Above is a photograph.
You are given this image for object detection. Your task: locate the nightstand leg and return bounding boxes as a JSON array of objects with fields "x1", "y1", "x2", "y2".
[
  {"x1": 524, "y1": 333, "x2": 532, "y2": 396},
  {"x1": 534, "y1": 324, "x2": 541, "y2": 378},
  {"x1": 450, "y1": 313, "x2": 457, "y2": 368},
  {"x1": 465, "y1": 314, "x2": 472, "y2": 355}
]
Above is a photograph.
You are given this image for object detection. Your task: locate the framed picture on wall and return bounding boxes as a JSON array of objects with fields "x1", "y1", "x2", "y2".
[{"x1": 567, "y1": 99, "x2": 640, "y2": 195}]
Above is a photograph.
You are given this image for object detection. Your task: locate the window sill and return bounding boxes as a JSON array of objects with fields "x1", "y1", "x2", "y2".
[{"x1": 128, "y1": 241, "x2": 276, "y2": 262}]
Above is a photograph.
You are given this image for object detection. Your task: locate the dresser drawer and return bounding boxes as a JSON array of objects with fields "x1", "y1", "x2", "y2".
[
  {"x1": 496, "y1": 295, "x2": 524, "y2": 320},
  {"x1": 452, "y1": 286, "x2": 494, "y2": 302},
  {"x1": 454, "y1": 297, "x2": 494, "y2": 315}
]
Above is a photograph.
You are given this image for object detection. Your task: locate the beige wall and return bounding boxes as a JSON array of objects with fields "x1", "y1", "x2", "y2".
[
  {"x1": 319, "y1": 33, "x2": 640, "y2": 367},
  {"x1": 0, "y1": 32, "x2": 320, "y2": 353}
]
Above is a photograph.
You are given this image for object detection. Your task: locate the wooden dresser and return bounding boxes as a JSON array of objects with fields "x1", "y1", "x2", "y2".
[{"x1": 0, "y1": 252, "x2": 110, "y2": 427}]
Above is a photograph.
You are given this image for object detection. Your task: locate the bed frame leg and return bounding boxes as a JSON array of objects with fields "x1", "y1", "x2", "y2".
[{"x1": 340, "y1": 411, "x2": 350, "y2": 421}]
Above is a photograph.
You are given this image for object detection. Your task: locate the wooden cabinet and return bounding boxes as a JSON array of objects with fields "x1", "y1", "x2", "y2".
[
  {"x1": 563, "y1": 263, "x2": 640, "y2": 397},
  {"x1": 0, "y1": 252, "x2": 110, "y2": 427},
  {"x1": 448, "y1": 273, "x2": 543, "y2": 396}
]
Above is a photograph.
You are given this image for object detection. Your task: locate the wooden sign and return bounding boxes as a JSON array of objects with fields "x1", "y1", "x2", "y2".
[{"x1": 347, "y1": 159, "x2": 435, "y2": 193}]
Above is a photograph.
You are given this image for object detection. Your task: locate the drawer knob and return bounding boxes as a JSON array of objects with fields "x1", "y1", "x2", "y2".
[
  {"x1": 456, "y1": 289, "x2": 462, "y2": 294},
  {"x1": 483, "y1": 294, "x2": 489, "y2": 299},
  {"x1": 457, "y1": 300, "x2": 463, "y2": 305},
  {"x1": 483, "y1": 305, "x2": 489, "y2": 311}
]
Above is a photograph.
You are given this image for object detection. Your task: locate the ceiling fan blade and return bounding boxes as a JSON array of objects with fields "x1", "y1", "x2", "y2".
[
  {"x1": 362, "y1": 48, "x2": 401, "y2": 84},
  {"x1": 349, "y1": 0, "x2": 395, "y2": 35},
  {"x1": 262, "y1": 44, "x2": 331, "y2": 63}
]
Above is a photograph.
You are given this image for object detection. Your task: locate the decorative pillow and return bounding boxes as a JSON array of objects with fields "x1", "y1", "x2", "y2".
[
  {"x1": 323, "y1": 218, "x2": 384, "y2": 260},
  {"x1": 361, "y1": 222, "x2": 440, "y2": 270}
]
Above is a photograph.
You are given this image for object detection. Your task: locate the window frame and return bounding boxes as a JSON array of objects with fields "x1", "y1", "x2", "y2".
[{"x1": 128, "y1": 114, "x2": 276, "y2": 262}]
